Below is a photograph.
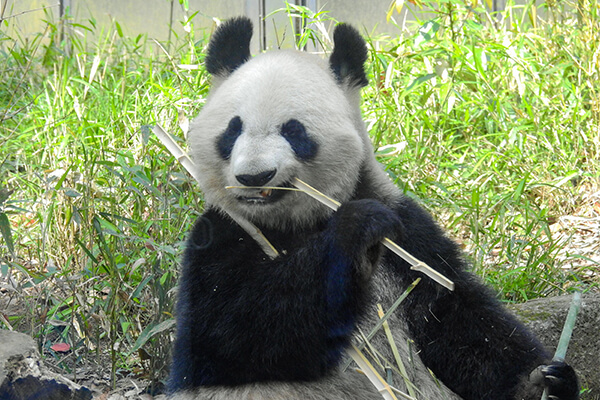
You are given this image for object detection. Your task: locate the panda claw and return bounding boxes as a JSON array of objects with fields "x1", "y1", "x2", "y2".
[{"x1": 541, "y1": 366, "x2": 551, "y2": 373}]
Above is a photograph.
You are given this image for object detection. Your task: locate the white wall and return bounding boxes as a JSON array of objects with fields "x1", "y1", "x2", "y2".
[{"x1": 4, "y1": 0, "x2": 569, "y2": 53}]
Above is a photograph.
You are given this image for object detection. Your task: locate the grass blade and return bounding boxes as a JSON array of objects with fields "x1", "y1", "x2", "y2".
[{"x1": 0, "y1": 212, "x2": 15, "y2": 257}]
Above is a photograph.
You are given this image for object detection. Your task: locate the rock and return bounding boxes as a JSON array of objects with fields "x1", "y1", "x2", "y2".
[
  {"x1": 0, "y1": 375, "x2": 93, "y2": 400},
  {"x1": 511, "y1": 293, "x2": 600, "y2": 400},
  {"x1": 0, "y1": 330, "x2": 93, "y2": 400},
  {"x1": 0, "y1": 330, "x2": 39, "y2": 386}
]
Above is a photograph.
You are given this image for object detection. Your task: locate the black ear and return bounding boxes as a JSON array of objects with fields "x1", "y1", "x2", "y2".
[
  {"x1": 329, "y1": 24, "x2": 368, "y2": 88},
  {"x1": 205, "y1": 17, "x2": 253, "y2": 76}
]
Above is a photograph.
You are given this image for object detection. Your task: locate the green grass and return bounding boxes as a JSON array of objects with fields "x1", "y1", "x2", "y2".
[
  {"x1": 1, "y1": 0, "x2": 599, "y2": 387},
  {"x1": 364, "y1": 0, "x2": 600, "y2": 301}
]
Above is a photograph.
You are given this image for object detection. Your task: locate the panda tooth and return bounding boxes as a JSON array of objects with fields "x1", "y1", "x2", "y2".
[{"x1": 260, "y1": 189, "x2": 272, "y2": 197}]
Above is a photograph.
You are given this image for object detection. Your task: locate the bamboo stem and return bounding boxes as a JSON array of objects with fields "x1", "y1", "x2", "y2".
[
  {"x1": 553, "y1": 292, "x2": 581, "y2": 362},
  {"x1": 152, "y1": 125, "x2": 454, "y2": 289},
  {"x1": 541, "y1": 292, "x2": 581, "y2": 400},
  {"x1": 343, "y1": 278, "x2": 420, "y2": 371},
  {"x1": 377, "y1": 304, "x2": 418, "y2": 399},
  {"x1": 152, "y1": 125, "x2": 202, "y2": 183},
  {"x1": 293, "y1": 178, "x2": 455, "y2": 291},
  {"x1": 347, "y1": 345, "x2": 401, "y2": 400},
  {"x1": 153, "y1": 125, "x2": 279, "y2": 259}
]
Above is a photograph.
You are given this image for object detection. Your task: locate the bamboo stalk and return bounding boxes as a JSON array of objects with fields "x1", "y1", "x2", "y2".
[
  {"x1": 541, "y1": 292, "x2": 581, "y2": 400},
  {"x1": 153, "y1": 125, "x2": 279, "y2": 259},
  {"x1": 347, "y1": 345, "x2": 401, "y2": 400},
  {"x1": 342, "y1": 278, "x2": 420, "y2": 372},
  {"x1": 152, "y1": 125, "x2": 202, "y2": 183},
  {"x1": 553, "y1": 292, "x2": 581, "y2": 362},
  {"x1": 377, "y1": 304, "x2": 418, "y2": 399},
  {"x1": 293, "y1": 178, "x2": 455, "y2": 291}
]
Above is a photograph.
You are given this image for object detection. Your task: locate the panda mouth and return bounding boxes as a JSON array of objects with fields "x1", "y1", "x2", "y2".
[{"x1": 236, "y1": 182, "x2": 293, "y2": 205}]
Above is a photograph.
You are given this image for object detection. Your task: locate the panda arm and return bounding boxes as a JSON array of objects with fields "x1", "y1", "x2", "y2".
[
  {"x1": 170, "y1": 210, "x2": 329, "y2": 388},
  {"x1": 388, "y1": 196, "x2": 578, "y2": 400},
  {"x1": 170, "y1": 200, "x2": 400, "y2": 390}
]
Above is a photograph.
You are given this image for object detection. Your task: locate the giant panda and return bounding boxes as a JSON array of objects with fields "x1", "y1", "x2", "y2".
[{"x1": 168, "y1": 17, "x2": 580, "y2": 400}]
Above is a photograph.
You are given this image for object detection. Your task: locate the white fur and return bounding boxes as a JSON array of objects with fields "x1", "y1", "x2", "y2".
[
  {"x1": 169, "y1": 373, "x2": 382, "y2": 400},
  {"x1": 185, "y1": 48, "x2": 462, "y2": 399},
  {"x1": 189, "y1": 50, "x2": 374, "y2": 230},
  {"x1": 168, "y1": 267, "x2": 462, "y2": 400}
]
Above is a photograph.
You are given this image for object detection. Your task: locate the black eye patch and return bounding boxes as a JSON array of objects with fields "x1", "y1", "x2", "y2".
[
  {"x1": 280, "y1": 119, "x2": 319, "y2": 161},
  {"x1": 216, "y1": 116, "x2": 243, "y2": 160}
]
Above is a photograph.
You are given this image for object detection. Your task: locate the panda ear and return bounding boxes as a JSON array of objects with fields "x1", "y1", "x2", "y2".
[
  {"x1": 329, "y1": 24, "x2": 369, "y2": 88},
  {"x1": 205, "y1": 17, "x2": 253, "y2": 77}
]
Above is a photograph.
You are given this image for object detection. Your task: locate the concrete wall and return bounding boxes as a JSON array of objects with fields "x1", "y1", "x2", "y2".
[
  {"x1": 3, "y1": 0, "x2": 56, "y2": 41},
  {"x1": 2, "y1": 0, "x2": 427, "y2": 51},
  {"x1": 3, "y1": 0, "x2": 571, "y2": 52}
]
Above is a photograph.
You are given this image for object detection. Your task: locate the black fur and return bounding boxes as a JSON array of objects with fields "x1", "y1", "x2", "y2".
[
  {"x1": 329, "y1": 23, "x2": 369, "y2": 87},
  {"x1": 216, "y1": 116, "x2": 243, "y2": 160},
  {"x1": 169, "y1": 199, "x2": 400, "y2": 390},
  {"x1": 205, "y1": 17, "x2": 253, "y2": 76},
  {"x1": 169, "y1": 17, "x2": 579, "y2": 400},
  {"x1": 280, "y1": 119, "x2": 319, "y2": 161},
  {"x1": 388, "y1": 195, "x2": 550, "y2": 399}
]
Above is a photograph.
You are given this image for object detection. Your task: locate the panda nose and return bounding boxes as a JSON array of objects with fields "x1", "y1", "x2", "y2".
[{"x1": 235, "y1": 169, "x2": 277, "y2": 187}]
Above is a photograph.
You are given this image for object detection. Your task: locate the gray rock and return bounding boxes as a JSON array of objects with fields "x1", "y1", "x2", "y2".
[
  {"x1": 0, "y1": 330, "x2": 92, "y2": 399},
  {"x1": 511, "y1": 293, "x2": 600, "y2": 400},
  {"x1": 0, "y1": 330, "x2": 39, "y2": 386}
]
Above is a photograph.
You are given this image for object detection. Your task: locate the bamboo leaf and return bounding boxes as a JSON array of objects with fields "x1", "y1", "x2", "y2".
[
  {"x1": 129, "y1": 319, "x2": 176, "y2": 355},
  {"x1": 0, "y1": 212, "x2": 15, "y2": 256}
]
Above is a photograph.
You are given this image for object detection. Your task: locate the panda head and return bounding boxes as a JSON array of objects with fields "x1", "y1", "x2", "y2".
[{"x1": 189, "y1": 17, "x2": 373, "y2": 230}]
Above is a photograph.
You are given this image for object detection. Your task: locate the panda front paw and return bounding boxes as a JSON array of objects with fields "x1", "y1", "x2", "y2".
[
  {"x1": 530, "y1": 361, "x2": 580, "y2": 400},
  {"x1": 329, "y1": 199, "x2": 403, "y2": 278},
  {"x1": 333, "y1": 199, "x2": 402, "y2": 249}
]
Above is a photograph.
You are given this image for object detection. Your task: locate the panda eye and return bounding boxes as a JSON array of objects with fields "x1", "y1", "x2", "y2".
[
  {"x1": 280, "y1": 119, "x2": 305, "y2": 139},
  {"x1": 216, "y1": 116, "x2": 243, "y2": 160},
  {"x1": 280, "y1": 119, "x2": 319, "y2": 161}
]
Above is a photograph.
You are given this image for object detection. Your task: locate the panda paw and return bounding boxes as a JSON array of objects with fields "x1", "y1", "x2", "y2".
[
  {"x1": 529, "y1": 361, "x2": 580, "y2": 400},
  {"x1": 329, "y1": 199, "x2": 403, "y2": 277},
  {"x1": 333, "y1": 199, "x2": 402, "y2": 248}
]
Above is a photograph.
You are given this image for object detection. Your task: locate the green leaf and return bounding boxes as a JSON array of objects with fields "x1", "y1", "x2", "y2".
[
  {"x1": 115, "y1": 21, "x2": 123, "y2": 38},
  {"x1": 415, "y1": 20, "x2": 440, "y2": 46},
  {"x1": 405, "y1": 73, "x2": 437, "y2": 92},
  {"x1": 75, "y1": 237, "x2": 98, "y2": 264},
  {"x1": 513, "y1": 177, "x2": 527, "y2": 202},
  {"x1": 131, "y1": 274, "x2": 153, "y2": 300},
  {"x1": 0, "y1": 213, "x2": 14, "y2": 256},
  {"x1": 471, "y1": 188, "x2": 480, "y2": 209},
  {"x1": 129, "y1": 319, "x2": 176, "y2": 355},
  {"x1": 0, "y1": 188, "x2": 13, "y2": 205},
  {"x1": 64, "y1": 189, "x2": 82, "y2": 198}
]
